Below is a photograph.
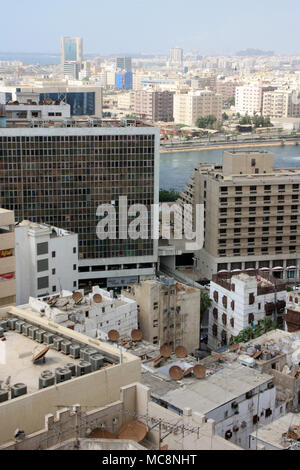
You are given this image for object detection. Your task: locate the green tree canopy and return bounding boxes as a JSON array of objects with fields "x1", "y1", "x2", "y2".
[
  {"x1": 159, "y1": 189, "x2": 180, "y2": 202},
  {"x1": 196, "y1": 115, "x2": 217, "y2": 129}
]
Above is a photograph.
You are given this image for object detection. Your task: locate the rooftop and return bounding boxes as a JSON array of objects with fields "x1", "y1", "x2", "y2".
[
  {"x1": 1, "y1": 118, "x2": 153, "y2": 130},
  {"x1": 250, "y1": 413, "x2": 300, "y2": 450}
]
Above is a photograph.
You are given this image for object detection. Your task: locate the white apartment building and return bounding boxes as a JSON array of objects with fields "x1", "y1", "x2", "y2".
[
  {"x1": 15, "y1": 221, "x2": 78, "y2": 305},
  {"x1": 0, "y1": 208, "x2": 16, "y2": 308},
  {"x1": 5, "y1": 100, "x2": 71, "y2": 122},
  {"x1": 262, "y1": 89, "x2": 300, "y2": 118},
  {"x1": 169, "y1": 47, "x2": 183, "y2": 65},
  {"x1": 208, "y1": 272, "x2": 287, "y2": 351},
  {"x1": 173, "y1": 90, "x2": 223, "y2": 126},
  {"x1": 28, "y1": 285, "x2": 138, "y2": 339},
  {"x1": 235, "y1": 84, "x2": 276, "y2": 116}
]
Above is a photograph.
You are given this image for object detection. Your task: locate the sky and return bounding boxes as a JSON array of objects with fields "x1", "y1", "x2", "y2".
[{"x1": 1, "y1": 0, "x2": 300, "y2": 56}]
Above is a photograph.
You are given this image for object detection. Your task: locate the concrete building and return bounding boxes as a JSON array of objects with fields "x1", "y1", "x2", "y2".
[
  {"x1": 61, "y1": 37, "x2": 83, "y2": 65},
  {"x1": 285, "y1": 289, "x2": 300, "y2": 332},
  {"x1": 249, "y1": 413, "x2": 300, "y2": 450},
  {"x1": 26, "y1": 285, "x2": 138, "y2": 339},
  {"x1": 15, "y1": 221, "x2": 78, "y2": 305},
  {"x1": 173, "y1": 90, "x2": 223, "y2": 126},
  {"x1": 0, "y1": 209, "x2": 16, "y2": 308},
  {"x1": 130, "y1": 89, "x2": 174, "y2": 122},
  {"x1": 0, "y1": 119, "x2": 159, "y2": 289},
  {"x1": 169, "y1": 47, "x2": 183, "y2": 65},
  {"x1": 0, "y1": 84, "x2": 103, "y2": 117},
  {"x1": 178, "y1": 150, "x2": 300, "y2": 280},
  {"x1": 116, "y1": 57, "x2": 132, "y2": 73},
  {"x1": 63, "y1": 61, "x2": 82, "y2": 80},
  {"x1": 262, "y1": 89, "x2": 300, "y2": 118},
  {"x1": 235, "y1": 84, "x2": 276, "y2": 116},
  {"x1": 216, "y1": 78, "x2": 242, "y2": 102},
  {"x1": 208, "y1": 271, "x2": 288, "y2": 350},
  {"x1": 0, "y1": 304, "x2": 140, "y2": 446},
  {"x1": 5, "y1": 94, "x2": 71, "y2": 122},
  {"x1": 0, "y1": 382, "x2": 240, "y2": 451},
  {"x1": 122, "y1": 277, "x2": 201, "y2": 354}
]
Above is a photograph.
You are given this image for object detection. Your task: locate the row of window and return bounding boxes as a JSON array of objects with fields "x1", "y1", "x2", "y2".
[{"x1": 220, "y1": 184, "x2": 299, "y2": 193}]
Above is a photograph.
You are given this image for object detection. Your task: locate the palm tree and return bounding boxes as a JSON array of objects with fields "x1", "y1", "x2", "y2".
[{"x1": 200, "y1": 290, "x2": 212, "y2": 321}]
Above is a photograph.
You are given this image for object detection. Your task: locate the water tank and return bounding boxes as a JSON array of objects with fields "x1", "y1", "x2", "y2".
[
  {"x1": 55, "y1": 367, "x2": 72, "y2": 383},
  {"x1": 0, "y1": 320, "x2": 8, "y2": 332},
  {"x1": 66, "y1": 363, "x2": 76, "y2": 376},
  {"x1": 36, "y1": 329, "x2": 46, "y2": 343},
  {"x1": 11, "y1": 383, "x2": 27, "y2": 399},
  {"x1": 0, "y1": 390, "x2": 9, "y2": 403},
  {"x1": 44, "y1": 332, "x2": 55, "y2": 345},
  {"x1": 61, "y1": 341, "x2": 72, "y2": 355},
  {"x1": 53, "y1": 337, "x2": 63, "y2": 351},
  {"x1": 70, "y1": 344, "x2": 81, "y2": 359},
  {"x1": 28, "y1": 326, "x2": 39, "y2": 340},
  {"x1": 15, "y1": 321, "x2": 25, "y2": 333},
  {"x1": 22, "y1": 323, "x2": 32, "y2": 336},
  {"x1": 7, "y1": 318, "x2": 18, "y2": 330},
  {"x1": 76, "y1": 361, "x2": 92, "y2": 377},
  {"x1": 39, "y1": 371, "x2": 55, "y2": 389},
  {"x1": 90, "y1": 354, "x2": 105, "y2": 371},
  {"x1": 81, "y1": 347, "x2": 98, "y2": 362}
]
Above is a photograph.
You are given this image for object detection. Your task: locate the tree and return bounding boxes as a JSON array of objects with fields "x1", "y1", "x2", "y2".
[
  {"x1": 200, "y1": 290, "x2": 212, "y2": 321},
  {"x1": 222, "y1": 112, "x2": 229, "y2": 121},
  {"x1": 196, "y1": 115, "x2": 217, "y2": 129},
  {"x1": 159, "y1": 189, "x2": 180, "y2": 202}
]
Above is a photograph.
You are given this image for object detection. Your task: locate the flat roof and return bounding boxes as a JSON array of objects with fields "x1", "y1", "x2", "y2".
[
  {"x1": 143, "y1": 362, "x2": 273, "y2": 415},
  {"x1": 250, "y1": 413, "x2": 300, "y2": 449}
]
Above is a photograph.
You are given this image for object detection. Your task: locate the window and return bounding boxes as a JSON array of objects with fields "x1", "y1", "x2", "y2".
[
  {"x1": 52, "y1": 268, "x2": 56, "y2": 275},
  {"x1": 52, "y1": 286, "x2": 56, "y2": 293},
  {"x1": 37, "y1": 258, "x2": 49, "y2": 272},
  {"x1": 37, "y1": 242, "x2": 48, "y2": 256},
  {"x1": 73, "y1": 281, "x2": 77, "y2": 287},
  {"x1": 73, "y1": 247, "x2": 77, "y2": 254},
  {"x1": 38, "y1": 276, "x2": 49, "y2": 290},
  {"x1": 253, "y1": 415, "x2": 259, "y2": 425},
  {"x1": 248, "y1": 313, "x2": 254, "y2": 324},
  {"x1": 249, "y1": 293, "x2": 255, "y2": 305},
  {"x1": 73, "y1": 264, "x2": 77, "y2": 271},
  {"x1": 52, "y1": 251, "x2": 56, "y2": 258}
]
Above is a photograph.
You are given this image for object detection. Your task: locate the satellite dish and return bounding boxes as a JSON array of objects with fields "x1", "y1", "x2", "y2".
[
  {"x1": 175, "y1": 346, "x2": 188, "y2": 358},
  {"x1": 131, "y1": 329, "x2": 143, "y2": 342},
  {"x1": 93, "y1": 294, "x2": 102, "y2": 304},
  {"x1": 72, "y1": 291, "x2": 83, "y2": 305},
  {"x1": 169, "y1": 366, "x2": 184, "y2": 381},
  {"x1": 193, "y1": 365, "x2": 206, "y2": 379},
  {"x1": 88, "y1": 428, "x2": 116, "y2": 439},
  {"x1": 32, "y1": 346, "x2": 49, "y2": 363},
  {"x1": 160, "y1": 344, "x2": 172, "y2": 358},
  {"x1": 108, "y1": 330, "x2": 120, "y2": 342},
  {"x1": 118, "y1": 420, "x2": 147, "y2": 443}
]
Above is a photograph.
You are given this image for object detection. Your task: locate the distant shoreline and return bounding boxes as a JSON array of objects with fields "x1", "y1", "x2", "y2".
[{"x1": 160, "y1": 140, "x2": 298, "y2": 154}]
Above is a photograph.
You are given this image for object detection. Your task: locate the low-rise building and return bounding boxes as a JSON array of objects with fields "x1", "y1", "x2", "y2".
[
  {"x1": 122, "y1": 277, "x2": 201, "y2": 354},
  {"x1": 15, "y1": 221, "x2": 78, "y2": 305},
  {"x1": 285, "y1": 289, "x2": 300, "y2": 332},
  {"x1": 0, "y1": 208, "x2": 16, "y2": 308},
  {"x1": 208, "y1": 271, "x2": 287, "y2": 350},
  {"x1": 249, "y1": 413, "x2": 300, "y2": 450}
]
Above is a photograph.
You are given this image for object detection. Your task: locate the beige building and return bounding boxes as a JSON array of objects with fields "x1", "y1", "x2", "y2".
[
  {"x1": 0, "y1": 209, "x2": 16, "y2": 308},
  {"x1": 122, "y1": 278, "x2": 201, "y2": 355},
  {"x1": 0, "y1": 304, "x2": 140, "y2": 446},
  {"x1": 130, "y1": 89, "x2": 174, "y2": 122},
  {"x1": 173, "y1": 90, "x2": 223, "y2": 126},
  {"x1": 178, "y1": 150, "x2": 300, "y2": 279},
  {"x1": 235, "y1": 84, "x2": 276, "y2": 116},
  {"x1": 262, "y1": 89, "x2": 300, "y2": 118}
]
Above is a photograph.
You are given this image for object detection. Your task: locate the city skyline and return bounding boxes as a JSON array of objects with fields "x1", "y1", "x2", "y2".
[{"x1": 1, "y1": 0, "x2": 300, "y2": 56}]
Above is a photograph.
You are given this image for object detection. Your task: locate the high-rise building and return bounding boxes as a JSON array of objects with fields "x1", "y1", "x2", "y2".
[
  {"x1": 0, "y1": 120, "x2": 159, "y2": 289},
  {"x1": 173, "y1": 90, "x2": 223, "y2": 126},
  {"x1": 61, "y1": 37, "x2": 83, "y2": 64},
  {"x1": 262, "y1": 89, "x2": 300, "y2": 118},
  {"x1": 177, "y1": 150, "x2": 300, "y2": 279},
  {"x1": 116, "y1": 57, "x2": 132, "y2": 72},
  {"x1": 169, "y1": 47, "x2": 183, "y2": 65},
  {"x1": 130, "y1": 89, "x2": 174, "y2": 122},
  {"x1": 0, "y1": 208, "x2": 16, "y2": 308},
  {"x1": 115, "y1": 72, "x2": 133, "y2": 90},
  {"x1": 235, "y1": 84, "x2": 276, "y2": 116}
]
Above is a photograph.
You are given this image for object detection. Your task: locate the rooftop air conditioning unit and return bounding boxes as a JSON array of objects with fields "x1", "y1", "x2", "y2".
[
  {"x1": 11, "y1": 383, "x2": 27, "y2": 399},
  {"x1": 81, "y1": 347, "x2": 98, "y2": 362},
  {"x1": 66, "y1": 363, "x2": 76, "y2": 376},
  {"x1": 28, "y1": 326, "x2": 39, "y2": 340},
  {"x1": 36, "y1": 329, "x2": 46, "y2": 343},
  {"x1": 76, "y1": 361, "x2": 92, "y2": 377},
  {"x1": 0, "y1": 390, "x2": 9, "y2": 403},
  {"x1": 55, "y1": 367, "x2": 72, "y2": 383},
  {"x1": 22, "y1": 323, "x2": 32, "y2": 336},
  {"x1": 70, "y1": 344, "x2": 81, "y2": 359},
  {"x1": 90, "y1": 354, "x2": 105, "y2": 371},
  {"x1": 0, "y1": 327, "x2": 4, "y2": 338},
  {"x1": 7, "y1": 318, "x2": 18, "y2": 330},
  {"x1": 61, "y1": 341, "x2": 72, "y2": 355},
  {"x1": 0, "y1": 320, "x2": 8, "y2": 332},
  {"x1": 15, "y1": 321, "x2": 25, "y2": 333},
  {"x1": 39, "y1": 371, "x2": 55, "y2": 389},
  {"x1": 43, "y1": 333, "x2": 55, "y2": 345},
  {"x1": 53, "y1": 337, "x2": 63, "y2": 351}
]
